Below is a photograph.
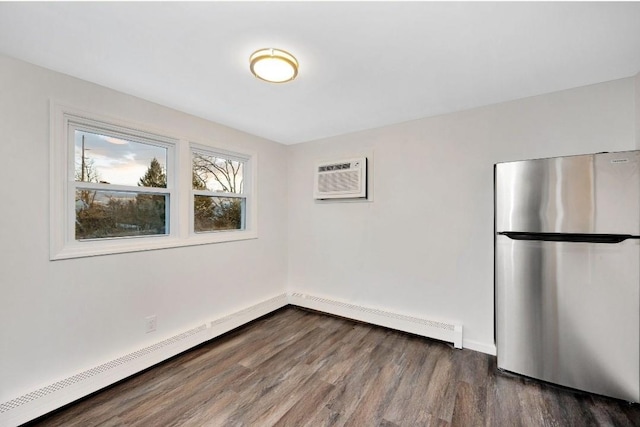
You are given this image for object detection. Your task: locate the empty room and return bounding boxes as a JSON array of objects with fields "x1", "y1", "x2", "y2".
[{"x1": 1, "y1": 2, "x2": 640, "y2": 426}]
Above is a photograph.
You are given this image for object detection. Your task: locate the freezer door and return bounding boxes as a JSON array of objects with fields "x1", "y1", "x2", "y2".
[
  {"x1": 495, "y1": 151, "x2": 640, "y2": 235},
  {"x1": 496, "y1": 235, "x2": 640, "y2": 402}
]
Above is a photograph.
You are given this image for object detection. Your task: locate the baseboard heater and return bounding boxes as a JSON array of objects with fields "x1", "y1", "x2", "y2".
[
  {"x1": 0, "y1": 294, "x2": 288, "y2": 427},
  {"x1": 288, "y1": 293, "x2": 463, "y2": 349},
  {"x1": 0, "y1": 325, "x2": 210, "y2": 427}
]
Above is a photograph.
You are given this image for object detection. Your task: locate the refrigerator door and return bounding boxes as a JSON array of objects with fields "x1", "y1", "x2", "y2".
[
  {"x1": 496, "y1": 151, "x2": 640, "y2": 235},
  {"x1": 496, "y1": 235, "x2": 640, "y2": 402}
]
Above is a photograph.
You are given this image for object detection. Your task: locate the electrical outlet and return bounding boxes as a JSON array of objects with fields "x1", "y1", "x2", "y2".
[{"x1": 145, "y1": 315, "x2": 157, "y2": 333}]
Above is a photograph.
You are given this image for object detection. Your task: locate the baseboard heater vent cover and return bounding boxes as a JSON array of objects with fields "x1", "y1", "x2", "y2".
[
  {"x1": 288, "y1": 292, "x2": 463, "y2": 348},
  {"x1": 0, "y1": 324, "x2": 209, "y2": 426}
]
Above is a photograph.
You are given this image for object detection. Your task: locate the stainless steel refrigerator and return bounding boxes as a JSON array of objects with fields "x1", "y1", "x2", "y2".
[{"x1": 495, "y1": 150, "x2": 640, "y2": 402}]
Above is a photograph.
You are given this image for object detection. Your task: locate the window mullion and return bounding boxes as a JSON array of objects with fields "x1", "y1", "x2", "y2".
[
  {"x1": 192, "y1": 189, "x2": 246, "y2": 198},
  {"x1": 74, "y1": 182, "x2": 170, "y2": 194}
]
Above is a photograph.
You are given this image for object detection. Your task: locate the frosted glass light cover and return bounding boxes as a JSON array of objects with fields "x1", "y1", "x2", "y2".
[{"x1": 250, "y1": 48, "x2": 298, "y2": 83}]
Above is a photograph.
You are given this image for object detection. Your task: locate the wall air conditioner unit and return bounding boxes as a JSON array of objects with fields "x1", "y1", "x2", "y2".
[{"x1": 314, "y1": 157, "x2": 367, "y2": 199}]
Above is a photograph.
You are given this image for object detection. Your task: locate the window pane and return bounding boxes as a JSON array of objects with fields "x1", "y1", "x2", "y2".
[
  {"x1": 75, "y1": 189, "x2": 167, "y2": 240},
  {"x1": 192, "y1": 152, "x2": 244, "y2": 194},
  {"x1": 194, "y1": 196, "x2": 245, "y2": 232},
  {"x1": 75, "y1": 129, "x2": 167, "y2": 188}
]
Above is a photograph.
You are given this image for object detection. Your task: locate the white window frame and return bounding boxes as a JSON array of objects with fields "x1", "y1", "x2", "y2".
[
  {"x1": 188, "y1": 143, "x2": 257, "y2": 245},
  {"x1": 50, "y1": 102, "x2": 257, "y2": 260}
]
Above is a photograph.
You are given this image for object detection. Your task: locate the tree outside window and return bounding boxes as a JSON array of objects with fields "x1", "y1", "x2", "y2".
[{"x1": 73, "y1": 129, "x2": 170, "y2": 240}]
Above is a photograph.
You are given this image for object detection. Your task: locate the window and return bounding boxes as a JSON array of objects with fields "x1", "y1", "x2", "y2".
[
  {"x1": 72, "y1": 125, "x2": 172, "y2": 240},
  {"x1": 191, "y1": 145, "x2": 248, "y2": 234},
  {"x1": 51, "y1": 102, "x2": 257, "y2": 260}
]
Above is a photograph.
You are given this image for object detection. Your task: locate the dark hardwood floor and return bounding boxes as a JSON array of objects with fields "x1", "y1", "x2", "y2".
[{"x1": 26, "y1": 307, "x2": 640, "y2": 426}]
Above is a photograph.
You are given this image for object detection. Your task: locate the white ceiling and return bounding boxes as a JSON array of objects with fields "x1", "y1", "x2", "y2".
[{"x1": 1, "y1": 2, "x2": 640, "y2": 145}]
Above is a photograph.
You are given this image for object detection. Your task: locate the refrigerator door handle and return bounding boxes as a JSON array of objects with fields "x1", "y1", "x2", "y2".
[{"x1": 498, "y1": 232, "x2": 640, "y2": 244}]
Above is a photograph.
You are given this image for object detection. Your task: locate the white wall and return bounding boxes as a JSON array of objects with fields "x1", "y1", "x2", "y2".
[
  {"x1": 636, "y1": 72, "x2": 640, "y2": 148},
  {"x1": 287, "y1": 78, "x2": 637, "y2": 353},
  {"x1": 0, "y1": 55, "x2": 289, "y2": 402}
]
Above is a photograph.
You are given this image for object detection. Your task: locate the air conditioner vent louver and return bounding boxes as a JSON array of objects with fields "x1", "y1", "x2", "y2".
[{"x1": 314, "y1": 157, "x2": 367, "y2": 199}]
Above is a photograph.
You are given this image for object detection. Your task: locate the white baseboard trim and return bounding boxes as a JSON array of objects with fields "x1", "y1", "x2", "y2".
[
  {"x1": 288, "y1": 292, "x2": 463, "y2": 349},
  {"x1": 0, "y1": 293, "x2": 288, "y2": 427},
  {"x1": 462, "y1": 339, "x2": 497, "y2": 356}
]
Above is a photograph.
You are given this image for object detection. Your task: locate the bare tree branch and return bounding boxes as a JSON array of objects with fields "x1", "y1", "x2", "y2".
[{"x1": 192, "y1": 154, "x2": 243, "y2": 194}]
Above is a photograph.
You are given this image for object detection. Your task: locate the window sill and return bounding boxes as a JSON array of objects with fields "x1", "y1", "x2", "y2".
[{"x1": 50, "y1": 230, "x2": 258, "y2": 260}]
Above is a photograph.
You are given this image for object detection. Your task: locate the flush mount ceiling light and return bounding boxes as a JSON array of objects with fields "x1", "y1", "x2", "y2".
[{"x1": 249, "y1": 48, "x2": 298, "y2": 83}]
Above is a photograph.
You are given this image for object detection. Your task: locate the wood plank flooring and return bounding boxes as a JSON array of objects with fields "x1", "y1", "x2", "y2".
[{"x1": 25, "y1": 307, "x2": 640, "y2": 426}]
